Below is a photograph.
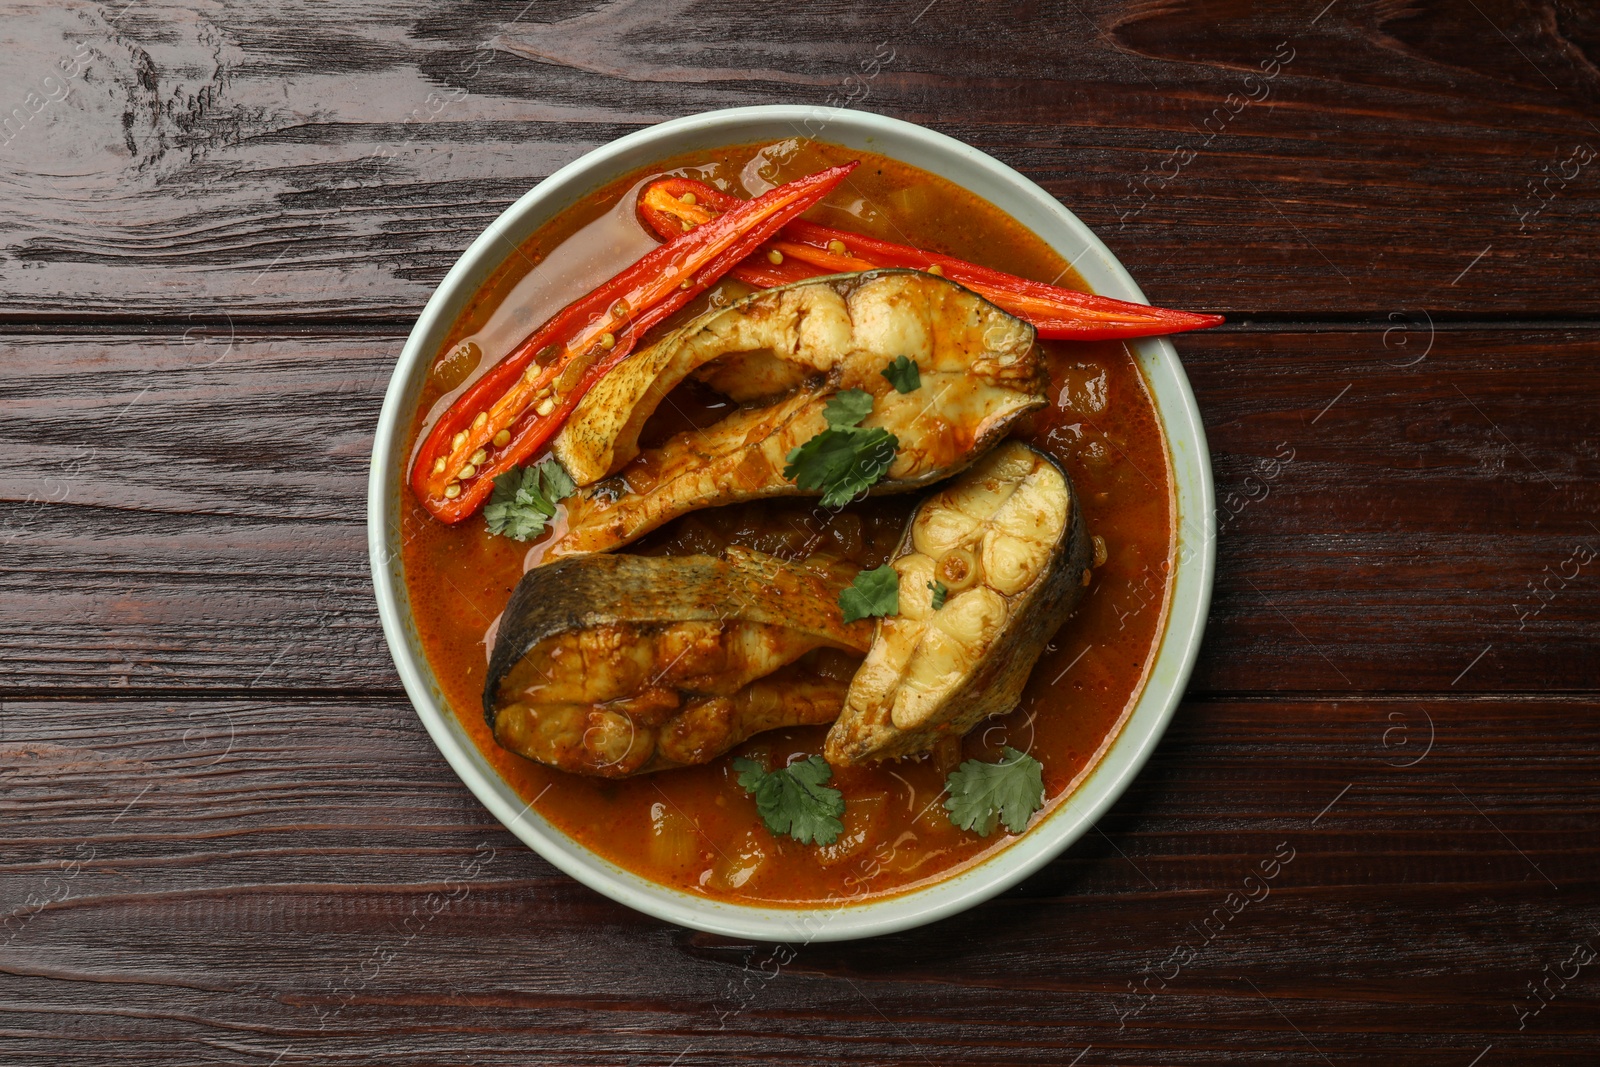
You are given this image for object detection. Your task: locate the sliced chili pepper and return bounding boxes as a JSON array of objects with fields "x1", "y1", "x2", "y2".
[
  {"x1": 410, "y1": 162, "x2": 858, "y2": 523},
  {"x1": 637, "y1": 177, "x2": 1225, "y2": 340},
  {"x1": 728, "y1": 252, "x2": 818, "y2": 289}
]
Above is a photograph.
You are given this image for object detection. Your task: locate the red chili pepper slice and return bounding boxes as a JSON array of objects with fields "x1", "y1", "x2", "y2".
[
  {"x1": 637, "y1": 177, "x2": 1225, "y2": 340},
  {"x1": 410, "y1": 162, "x2": 858, "y2": 523}
]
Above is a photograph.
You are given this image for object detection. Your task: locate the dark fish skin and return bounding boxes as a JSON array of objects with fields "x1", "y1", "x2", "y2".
[{"x1": 825, "y1": 444, "x2": 1093, "y2": 765}]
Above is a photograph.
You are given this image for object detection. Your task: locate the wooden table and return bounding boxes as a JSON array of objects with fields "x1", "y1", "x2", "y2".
[{"x1": 3, "y1": 2, "x2": 1597, "y2": 1063}]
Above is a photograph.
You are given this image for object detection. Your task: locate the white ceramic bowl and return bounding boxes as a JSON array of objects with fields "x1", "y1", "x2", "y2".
[{"x1": 368, "y1": 105, "x2": 1215, "y2": 941}]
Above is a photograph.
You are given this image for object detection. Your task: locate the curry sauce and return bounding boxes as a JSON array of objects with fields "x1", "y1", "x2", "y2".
[{"x1": 399, "y1": 140, "x2": 1174, "y2": 906}]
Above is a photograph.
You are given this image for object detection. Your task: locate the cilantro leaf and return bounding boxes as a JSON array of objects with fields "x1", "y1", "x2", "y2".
[
  {"x1": 944, "y1": 746, "x2": 1046, "y2": 837},
  {"x1": 928, "y1": 579, "x2": 948, "y2": 610},
  {"x1": 732, "y1": 755, "x2": 845, "y2": 845},
  {"x1": 785, "y1": 389, "x2": 900, "y2": 507},
  {"x1": 840, "y1": 564, "x2": 899, "y2": 623},
  {"x1": 539, "y1": 457, "x2": 576, "y2": 501},
  {"x1": 783, "y1": 426, "x2": 898, "y2": 508},
  {"x1": 881, "y1": 355, "x2": 921, "y2": 394},
  {"x1": 484, "y1": 457, "x2": 574, "y2": 541},
  {"x1": 823, "y1": 388, "x2": 875, "y2": 429}
]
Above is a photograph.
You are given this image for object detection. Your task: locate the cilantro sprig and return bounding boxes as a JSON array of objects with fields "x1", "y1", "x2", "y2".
[
  {"x1": 483, "y1": 457, "x2": 575, "y2": 541},
  {"x1": 928, "y1": 580, "x2": 948, "y2": 610},
  {"x1": 783, "y1": 388, "x2": 899, "y2": 508},
  {"x1": 733, "y1": 755, "x2": 845, "y2": 845},
  {"x1": 881, "y1": 355, "x2": 921, "y2": 394},
  {"x1": 944, "y1": 746, "x2": 1046, "y2": 837},
  {"x1": 840, "y1": 564, "x2": 899, "y2": 624}
]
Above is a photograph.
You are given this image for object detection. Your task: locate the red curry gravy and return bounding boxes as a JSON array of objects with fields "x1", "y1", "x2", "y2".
[{"x1": 399, "y1": 140, "x2": 1173, "y2": 906}]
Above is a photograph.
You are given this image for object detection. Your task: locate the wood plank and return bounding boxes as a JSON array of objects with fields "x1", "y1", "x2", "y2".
[
  {"x1": 2, "y1": 327, "x2": 1596, "y2": 694},
  {"x1": 0, "y1": 0, "x2": 1597, "y2": 319},
  {"x1": 1188, "y1": 324, "x2": 1600, "y2": 694},
  {"x1": 0, "y1": 696, "x2": 1594, "y2": 1063}
]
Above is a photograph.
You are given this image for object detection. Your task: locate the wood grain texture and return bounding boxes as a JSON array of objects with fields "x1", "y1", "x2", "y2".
[
  {"x1": 0, "y1": 0, "x2": 1597, "y2": 319},
  {"x1": 4, "y1": 1, "x2": 1598, "y2": 1061},
  {"x1": 0, "y1": 696, "x2": 1594, "y2": 1064},
  {"x1": 3, "y1": 327, "x2": 1595, "y2": 694}
]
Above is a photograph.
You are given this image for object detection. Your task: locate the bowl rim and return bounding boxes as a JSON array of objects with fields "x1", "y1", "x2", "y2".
[{"x1": 368, "y1": 104, "x2": 1215, "y2": 942}]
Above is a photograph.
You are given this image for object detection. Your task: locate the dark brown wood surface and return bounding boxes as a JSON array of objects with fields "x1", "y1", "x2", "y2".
[{"x1": 2, "y1": 2, "x2": 1596, "y2": 1064}]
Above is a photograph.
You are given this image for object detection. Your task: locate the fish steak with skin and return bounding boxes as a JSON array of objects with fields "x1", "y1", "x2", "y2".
[
  {"x1": 825, "y1": 442, "x2": 1092, "y2": 764},
  {"x1": 540, "y1": 270, "x2": 1047, "y2": 561},
  {"x1": 485, "y1": 548, "x2": 871, "y2": 777}
]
